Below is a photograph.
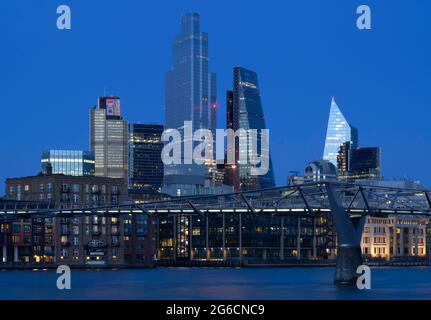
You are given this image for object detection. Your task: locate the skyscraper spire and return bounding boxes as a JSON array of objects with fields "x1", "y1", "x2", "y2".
[{"x1": 323, "y1": 98, "x2": 358, "y2": 168}]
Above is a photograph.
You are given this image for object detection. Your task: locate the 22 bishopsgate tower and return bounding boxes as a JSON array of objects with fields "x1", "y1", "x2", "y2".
[{"x1": 163, "y1": 13, "x2": 217, "y2": 197}]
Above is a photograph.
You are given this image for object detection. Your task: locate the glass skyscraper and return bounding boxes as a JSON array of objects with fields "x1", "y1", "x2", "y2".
[
  {"x1": 348, "y1": 147, "x2": 381, "y2": 180},
  {"x1": 129, "y1": 124, "x2": 164, "y2": 191},
  {"x1": 163, "y1": 13, "x2": 217, "y2": 197},
  {"x1": 323, "y1": 98, "x2": 358, "y2": 168},
  {"x1": 232, "y1": 67, "x2": 275, "y2": 191},
  {"x1": 90, "y1": 97, "x2": 128, "y2": 182},
  {"x1": 41, "y1": 150, "x2": 95, "y2": 176}
]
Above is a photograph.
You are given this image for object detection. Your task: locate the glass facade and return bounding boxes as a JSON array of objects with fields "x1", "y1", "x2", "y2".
[
  {"x1": 348, "y1": 147, "x2": 381, "y2": 180},
  {"x1": 337, "y1": 141, "x2": 352, "y2": 177},
  {"x1": 232, "y1": 67, "x2": 275, "y2": 191},
  {"x1": 163, "y1": 13, "x2": 217, "y2": 197},
  {"x1": 323, "y1": 98, "x2": 358, "y2": 168},
  {"x1": 41, "y1": 150, "x2": 95, "y2": 176},
  {"x1": 90, "y1": 97, "x2": 128, "y2": 181},
  {"x1": 129, "y1": 124, "x2": 164, "y2": 191},
  {"x1": 158, "y1": 213, "x2": 335, "y2": 262}
]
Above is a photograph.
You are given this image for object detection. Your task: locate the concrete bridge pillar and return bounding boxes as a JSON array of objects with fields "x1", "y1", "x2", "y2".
[{"x1": 326, "y1": 184, "x2": 365, "y2": 285}]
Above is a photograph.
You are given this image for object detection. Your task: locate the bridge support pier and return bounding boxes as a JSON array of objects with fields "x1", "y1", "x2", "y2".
[
  {"x1": 326, "y1": 184, "x2": 365, "y2": 285},
  {"x1": 334, "y1": 245, "x2": 363, "y2": 284}
]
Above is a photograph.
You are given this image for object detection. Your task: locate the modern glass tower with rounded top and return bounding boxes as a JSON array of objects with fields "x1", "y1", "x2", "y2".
[{"x1": 232, "y1": 67, "x2": 275, "y2": 191}]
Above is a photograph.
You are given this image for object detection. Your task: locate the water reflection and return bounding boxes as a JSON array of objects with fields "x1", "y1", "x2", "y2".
[{"x1": 0, "y1": 267, "x2": 429, "y2": 300}]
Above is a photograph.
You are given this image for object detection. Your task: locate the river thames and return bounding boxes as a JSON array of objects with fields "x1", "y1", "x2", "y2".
[{"x1": 0, "y1": 267, "x2": 430, "y2": 300}]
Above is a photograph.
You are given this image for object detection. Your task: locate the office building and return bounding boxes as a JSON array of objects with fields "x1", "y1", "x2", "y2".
[
  {"x1": 337, "y1": 144, "x2": 382, "y2": 181},
  {"x1": 129, "y1": 124, "x2": 164, "y2": 191},
  {"x1": 361, "y1": 215, "x2": 427, "y2": 259},
  {"x1": 348, "y1": 147, "x2": 381, "y2": 180},
  {"x1": 41, "y1": 150, "x2": 95, "y2": 176},
  {"x1": 90, "y1": 96, "x2": 128, "y2": 181},
  {"x1": 223, "y1": 90, "x2": 240, "y2": 191},
  {"x1": 231, "y1": 67, "x2": 276, "y2": 191},
  {"x1": 163, "y1": 13, "x2": 217, "y2": 197},
  {"x1": 323, "y1": 98, "x2": 358, "y2": 168},
  {"x1": 337, "y1": 141, "x2": 351, "y2": 178},
  {"x1": 158, "y1": 214, "x2": 336, "y2": 263}
]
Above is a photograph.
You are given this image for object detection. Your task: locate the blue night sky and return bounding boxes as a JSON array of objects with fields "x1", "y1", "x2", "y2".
[{"x1": 1, "y1": 0, "x2": 430, "y2": 195}]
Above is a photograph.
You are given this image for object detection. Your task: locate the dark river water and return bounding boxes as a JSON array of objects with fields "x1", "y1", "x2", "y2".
[{"x1": 0, "y1": 267, "x2": 429, "y2": 300}]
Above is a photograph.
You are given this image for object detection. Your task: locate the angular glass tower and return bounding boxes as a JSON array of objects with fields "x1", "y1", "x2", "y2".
[
  {"x1": 323, "y1": 98, "x2": 358, "y2": 168},
  {"x1": 163, "y1": 13, "x2": 217, "y2": 197},
  {"x1": 233, "y1": 67, "x2": 275, "y2": 191}
]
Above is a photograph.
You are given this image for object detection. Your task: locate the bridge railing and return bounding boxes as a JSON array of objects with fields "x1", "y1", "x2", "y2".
[{"x1": 0, "y1": 182, "x2": 429, "y2": 217}]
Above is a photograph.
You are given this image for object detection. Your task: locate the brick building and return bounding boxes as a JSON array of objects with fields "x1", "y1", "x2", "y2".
[
  {"x1": 5, "y1": 173, "x2": 127, "y2": 209},
  {"x1": 2, "y1": 173, "x2": 155, "y2": 267}
]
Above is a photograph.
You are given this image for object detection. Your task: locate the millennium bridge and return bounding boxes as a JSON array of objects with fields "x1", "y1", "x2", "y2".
[{"x1": 1, "y1": 182, "x2": 430, "y2": 284}]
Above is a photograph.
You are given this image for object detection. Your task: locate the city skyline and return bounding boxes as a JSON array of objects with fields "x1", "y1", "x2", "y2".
[
  {"x1": 1, "y1": 1, "x2": 431, "y2": 303},
  {"x1": 1, "y1": 0, "x2": 431, "y2": 196}
]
